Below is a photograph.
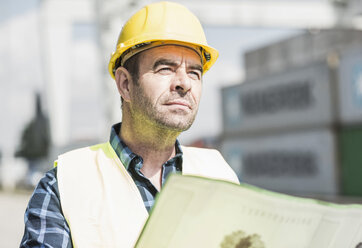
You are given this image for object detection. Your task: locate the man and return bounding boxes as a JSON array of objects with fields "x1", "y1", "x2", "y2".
[{"x1": 21, "y1": 2, "x2": 239, "y2": 247}]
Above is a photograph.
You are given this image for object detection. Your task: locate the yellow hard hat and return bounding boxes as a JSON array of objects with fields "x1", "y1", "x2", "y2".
[{"x1": 108, "y1": 1, "x2": 219, "y2": 79}]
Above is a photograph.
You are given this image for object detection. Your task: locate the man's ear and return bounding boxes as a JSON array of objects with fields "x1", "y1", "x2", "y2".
[{"x1": 115, "y1": 67, "x2": 132, "y2": 102}]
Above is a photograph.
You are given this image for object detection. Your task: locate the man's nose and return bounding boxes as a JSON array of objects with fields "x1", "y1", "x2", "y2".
[{"x1": 171, "y1": 69, "x2": 191, "y2": 94}]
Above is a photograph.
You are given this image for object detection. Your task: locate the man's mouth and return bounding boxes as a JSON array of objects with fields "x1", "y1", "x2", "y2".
[{"x1": 164, "y1": 100, "x2": 192, "y2": 110}]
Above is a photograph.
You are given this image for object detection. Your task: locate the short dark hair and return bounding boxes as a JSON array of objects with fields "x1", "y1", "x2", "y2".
[
  {"x1": 114, "y1": 52, "x2": 141, "y2": 84},
  {"x1": 115, "y1": 53, "x2": 142, "y2": 104}
]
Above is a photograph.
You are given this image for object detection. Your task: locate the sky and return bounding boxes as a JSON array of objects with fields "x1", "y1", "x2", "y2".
[{"x1": 0, "y1": 0, "x2": 39, "y2": 22}]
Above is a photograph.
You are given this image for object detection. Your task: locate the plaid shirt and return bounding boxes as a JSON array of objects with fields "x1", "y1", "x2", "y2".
[{"x1": 20, "y1": 123, "x2": 183, "y2": 248}]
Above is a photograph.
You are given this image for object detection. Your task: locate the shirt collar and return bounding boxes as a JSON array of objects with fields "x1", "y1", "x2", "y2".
[{"x1": 109, "y1": 122, "x2": 183, "y2": 170}]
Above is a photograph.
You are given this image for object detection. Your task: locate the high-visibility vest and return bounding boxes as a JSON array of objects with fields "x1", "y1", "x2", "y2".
[{"x1": 56, "y1": 142, "x2": 239, "y2": 248}]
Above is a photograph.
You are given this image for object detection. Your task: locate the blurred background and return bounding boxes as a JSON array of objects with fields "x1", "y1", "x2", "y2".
[{"x1": 1, "y1": 0, "x2": 362, "y2": 246}]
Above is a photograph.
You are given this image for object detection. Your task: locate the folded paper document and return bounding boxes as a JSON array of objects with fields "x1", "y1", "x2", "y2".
[{"x1": 136, "y1": 175, "x2": 362, "y2": 248}]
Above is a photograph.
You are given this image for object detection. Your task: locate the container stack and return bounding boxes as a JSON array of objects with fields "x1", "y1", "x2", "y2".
[{"x1": 221, "y1": 29, "x2": 362, "y2": 197}]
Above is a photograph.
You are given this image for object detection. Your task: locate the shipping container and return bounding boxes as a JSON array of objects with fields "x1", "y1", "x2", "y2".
[
  {"x1": 222, "y1": 128, "x2": 338, "y2": 195},
  {"x1": 222, "y1": 62, "x2": 333, "y2": 135}
]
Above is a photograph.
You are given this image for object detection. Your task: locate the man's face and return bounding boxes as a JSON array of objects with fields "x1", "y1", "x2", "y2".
[{"x1": 128, "y1": 45, "x2": 203, "y2": 131}]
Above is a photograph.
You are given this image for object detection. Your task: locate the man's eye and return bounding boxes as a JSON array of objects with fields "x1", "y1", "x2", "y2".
[
  {"x1": 188, "y1": 71, "x2": 201, "y2": 79},
  {"x1": 158, "y1": 67, "x2": 172, "y2": 72}
]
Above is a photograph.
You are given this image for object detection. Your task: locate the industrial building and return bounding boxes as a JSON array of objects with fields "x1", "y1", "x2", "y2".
[{"x1": 222, "y1": 29, "x2": 362, "y2": 198}]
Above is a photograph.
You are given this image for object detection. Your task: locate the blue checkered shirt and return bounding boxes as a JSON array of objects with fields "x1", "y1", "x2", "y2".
[{"x1": 20, "y1": 123, "x2": 183, "y2": 248}]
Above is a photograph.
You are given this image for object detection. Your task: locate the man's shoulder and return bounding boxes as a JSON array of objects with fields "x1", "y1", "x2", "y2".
[
  {"x1": 54, "y1": 143, "x2": 110, "y2": 174},
  {"x1": 36, "y1": 167, "x2": 59, "y2": 190},
  {"x1": 60, "y1": 142, "x2": 108, "y2": 155},
  {"x1": 181, "y1": 146, "x2": 239, "y2": 183},
  {"x1": 181, "y1": 145, "x2": 227, "y2": 164},
  {"x1": 55, "y1": 142, "x2": 121, "y2": 179},
  {"x1": 181, "y1": 145, "x2": 223, "y2": 156},
  {"x1": 56, "y1": 142, "x2": 110, "y2": 160}
]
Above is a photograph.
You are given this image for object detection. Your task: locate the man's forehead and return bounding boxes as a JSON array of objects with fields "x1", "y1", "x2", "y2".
[{"x1": 141, "y1": 45, "x2": 202, "y2": 65}]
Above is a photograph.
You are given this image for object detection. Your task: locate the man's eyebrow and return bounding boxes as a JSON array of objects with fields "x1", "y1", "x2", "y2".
[
  {"x1": 153, "y1": 59, "x2": 203, "y2": 74},
  {"x1": 153, "y1": 59, "x2": 179, "y2": 70}
]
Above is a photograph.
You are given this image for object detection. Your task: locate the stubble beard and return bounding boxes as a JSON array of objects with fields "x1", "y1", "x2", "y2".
[{"x1": 131, "y1": 84, "x2": 198, "y2": 132}]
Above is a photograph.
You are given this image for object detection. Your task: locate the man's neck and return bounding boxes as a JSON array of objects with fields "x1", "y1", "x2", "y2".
[{"x1": 119, "y1": 118, "x2": 181, "y2": 190}]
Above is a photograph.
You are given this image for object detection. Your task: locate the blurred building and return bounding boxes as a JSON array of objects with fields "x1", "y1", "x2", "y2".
[
  {"x1": 40, "y1": 0, "x2": 106, "y2": 148},
  {"x1": 0, "y1": 0, "x2": 109, "y2": 188},
  {"x1": 0, "y1": 0, "x2": 110, "y2": 152},
  {"x1": 0, "y1": 0, "x2": 44, "y2": 159},
  {"x1": 221, "y1": 29, "x2": 362, "y2": 198}
]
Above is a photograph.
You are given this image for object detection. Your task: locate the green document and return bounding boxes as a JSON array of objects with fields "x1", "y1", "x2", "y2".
[{"x1": 136, "y1": 175, "x2": 362, "y2": 248}]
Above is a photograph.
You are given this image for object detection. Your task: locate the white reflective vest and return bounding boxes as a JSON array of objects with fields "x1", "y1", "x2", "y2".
[{"x1": 56, "y1": 142, "x2": 239, "y2": 248}]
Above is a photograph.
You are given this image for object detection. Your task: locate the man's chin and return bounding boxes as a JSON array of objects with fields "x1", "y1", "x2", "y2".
[{"x1": 156, "y1": 119, "x2": 194, "y2": 132}]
